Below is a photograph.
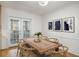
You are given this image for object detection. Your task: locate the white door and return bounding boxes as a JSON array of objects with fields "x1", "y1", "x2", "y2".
[
  {"x1": 10, "y1": 17, "x2": 31, "y2": 46},
  {"x1": 23, "y1": 21, "x2": 30, "y2": 38},
  {"x1": 10, "y1": 19, "x2": 20, "y2": 44}
]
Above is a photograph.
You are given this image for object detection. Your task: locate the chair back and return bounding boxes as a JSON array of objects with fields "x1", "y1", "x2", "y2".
[
  {"x1": 19, "y1": 42, "x2": 35, "y2": 51},
  {"x1": 19, "y1": 42, "x2": 35, "y2": 56},
  {"x1": 41, "y1": 36, "x2": 49, "y2": 40},
  {"x1": 17, "y1": 39, "x2": 25, "y2": 48},
  {"x1": 48, "y1": 38, "x2": 59, "y2": 43},
  {"x1": 59, "y1": 45, "x2": 68, "y2": 52},
  {"x1": 62, "y1": 46, "x2": 68, "y2": 52}
]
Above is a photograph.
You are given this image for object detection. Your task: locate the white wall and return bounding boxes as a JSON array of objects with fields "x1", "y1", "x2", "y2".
[
  {"x1": 1, "y1": 6, "x2": 42, "y2": 49},
  {"x1": 0, "y1": 5, "x2": 1, "y2": 49},
  {"x1": 42, "y1": 4, "x2": 79, "y2": 56}
]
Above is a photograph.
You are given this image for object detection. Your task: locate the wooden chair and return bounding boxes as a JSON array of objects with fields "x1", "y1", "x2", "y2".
[
  {"x1": 52, "y1": 45, "x2": 69, "y2": 56},
  {"x1": 48, "y1": 38, "x2": 59, "y2": 43},
  {"x1": 19, "y1": 42, "x2": 35, "y2": 57},
  {"x1": 45, "y1": 45, "x2": 68, "y2": 57},
  {"x1": 41, "y1": 36, "x2": 49, "y2": 41},
  {"x1": 17, "y1": 39, "x2": 25, "y2": 56}
]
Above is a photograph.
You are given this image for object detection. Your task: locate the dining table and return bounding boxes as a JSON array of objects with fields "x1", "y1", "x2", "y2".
[{"x1": 24, "y1": 37, "x2": 60, "y2": 55}]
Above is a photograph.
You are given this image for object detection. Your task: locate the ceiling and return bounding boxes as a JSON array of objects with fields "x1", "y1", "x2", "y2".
[{"x1": 0, "y1": 1, "x2": 79, "y2": 16}]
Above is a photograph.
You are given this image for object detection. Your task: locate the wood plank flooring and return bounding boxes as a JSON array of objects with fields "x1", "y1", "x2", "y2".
[{"x1": 0, "y1": 46, "x2": 78, "y2": 57}]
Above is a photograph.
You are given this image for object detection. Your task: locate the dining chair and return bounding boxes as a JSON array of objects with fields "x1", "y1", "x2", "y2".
[
  {"x1": 48, "y1": 38, "x2": 59, "y2": 43},
  {"x1": 41, "y1": 36, "x2": 49, "y2": 41},
  {"x1": 19, "y1": 42, "x2": 36, "y2": 57},
  {"x1": 52, "y1": 45, "x2": 69, "y2": 57},
  {"x1": 17, "y1": 39, "x2": 25, "y2": 56}
]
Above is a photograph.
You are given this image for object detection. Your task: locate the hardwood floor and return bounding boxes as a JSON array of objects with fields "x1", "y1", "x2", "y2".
[
  {"x1": 0, "y1": 46, "x2": 78, "y2": 57},
  {"x1": 0, "y1": 46, "x2": 17, "y2": 57}
]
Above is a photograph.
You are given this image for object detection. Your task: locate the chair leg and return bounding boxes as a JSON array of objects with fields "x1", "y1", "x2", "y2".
[
  {"x1": 27, "y1": 51, "x2": 33, "y2": 57},
  {"x1": 19, "y1": 49, "x2": 24, "y2": 57},
  {"x1": 17, "y1": 48, "x2": 19, "y2": 56},
  {"x1": 63, "y1": 52, "x2": 67, "y2": 57},
  {"x1": 52, "y1": 52, "x2": 56, "y2": 56}
]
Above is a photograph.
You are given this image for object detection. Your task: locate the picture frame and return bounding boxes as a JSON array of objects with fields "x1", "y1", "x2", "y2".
[
  {"x1": 48, "y1": 22, "x2": 53, "y2": 30},
  {"x1": 62, "y1": 17, "x2": 75, "y2": 32},
  {"x1": 53, "y1": 19, "x2": 62, "y2": 31}
]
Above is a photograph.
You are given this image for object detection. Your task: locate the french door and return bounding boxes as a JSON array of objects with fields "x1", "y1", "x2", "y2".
[
  {"x1": 23, "y1": 21, "x2": 30, "y2": 38},
  {"x1": 10, "y1": 19, "x2": 20, "y2": 44},
  {"x1": 10, "y1": 18, "x2": 31, "y2": 45}
]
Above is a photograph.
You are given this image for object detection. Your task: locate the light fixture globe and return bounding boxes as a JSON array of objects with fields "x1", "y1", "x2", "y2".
[{"x1": 39, "y1": 1, "x2": 48, "y2": 6}]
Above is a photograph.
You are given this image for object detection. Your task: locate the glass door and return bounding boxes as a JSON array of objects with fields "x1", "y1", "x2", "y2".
[
  {"x1": 10, "y1": 19, "x2": 19, "y2": 44},
  {"x1": 23, "y1": 21, "x2": 30, "y2": 38},
  {"x1": 10, "y1": 18, "x2": 31, "y2": 45}
]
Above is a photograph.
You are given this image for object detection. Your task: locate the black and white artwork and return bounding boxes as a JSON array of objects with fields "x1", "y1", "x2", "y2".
[
  {"x1": 63, "y1": 17, "x2": 75, "y2": 32},
  {"x1": 48, "y1": 22, "x2": 53, "y2": 30},
  {"x1": 54, "y1": 19, "x2": 62, "y2": 31},
  {"x1": 48, "y1": 17, "x2": 75, "y2": 32}
]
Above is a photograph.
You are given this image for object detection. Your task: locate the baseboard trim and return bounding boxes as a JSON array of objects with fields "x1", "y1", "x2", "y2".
[{"x1": 0, "y1": 46, "x2": 17, "y2": 51}]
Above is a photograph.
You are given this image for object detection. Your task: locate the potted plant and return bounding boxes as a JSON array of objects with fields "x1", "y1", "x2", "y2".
[{"x1": 34, "y1": 32, "x2": 42, "y2": 42}]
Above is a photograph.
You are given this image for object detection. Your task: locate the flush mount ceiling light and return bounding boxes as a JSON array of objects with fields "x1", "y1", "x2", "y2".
[{"x1": 38, "y1": 1, "x2": 48, "y2": 6}]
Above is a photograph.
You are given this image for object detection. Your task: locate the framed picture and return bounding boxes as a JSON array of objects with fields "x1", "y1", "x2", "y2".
[
  {"x1": 62, "y1": 17, "x2": 75, "y2": 32},
  {"x1": 48, "y1": 22, "x2": 53, "y2": 30},
  {"x1": 53, "y1": 19, "x2": 62, "y2": 31}
]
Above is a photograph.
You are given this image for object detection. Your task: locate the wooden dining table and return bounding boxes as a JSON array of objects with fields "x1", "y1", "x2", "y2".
[{"x1": 24, "y1": 38, "x2": 59, "y2": 55}]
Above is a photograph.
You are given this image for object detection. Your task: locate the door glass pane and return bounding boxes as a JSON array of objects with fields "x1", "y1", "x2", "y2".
[
  {"x1": 23, "y1": 21, "x2": 30, "y2": 38},
  {"x1": 10, "y1": 20, "x2": 19, "y2": 44}
]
